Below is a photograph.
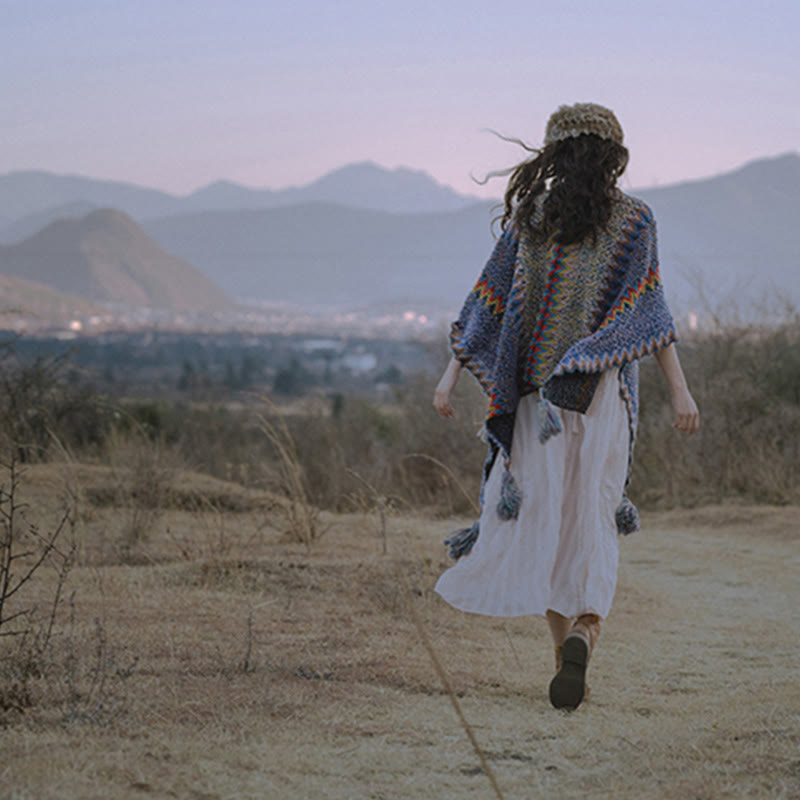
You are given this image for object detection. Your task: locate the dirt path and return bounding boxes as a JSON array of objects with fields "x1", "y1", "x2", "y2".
[
  {"x1": 253, "y1": 507, "x2": 800, "y2": 799},
  {"x1": 1, "y1": 504, "x2": 798, "y2": 799}
]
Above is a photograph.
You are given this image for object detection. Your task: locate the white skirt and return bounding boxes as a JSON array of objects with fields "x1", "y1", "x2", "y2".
[{"x1": 434, "y1": 369, "x2": 629, "y2": 619}]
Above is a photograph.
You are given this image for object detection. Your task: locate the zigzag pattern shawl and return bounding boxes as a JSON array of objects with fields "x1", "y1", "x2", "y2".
[{"x1": 446, "y1": 195, "x2": 677, "y2": 558}]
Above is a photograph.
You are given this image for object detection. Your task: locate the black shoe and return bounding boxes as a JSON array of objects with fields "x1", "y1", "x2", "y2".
[{"x1": 548, "y1": 633, "x2": 588, "y2": 710}]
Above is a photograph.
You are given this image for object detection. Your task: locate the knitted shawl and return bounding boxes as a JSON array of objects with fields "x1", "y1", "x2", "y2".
[{"x1": 446, "y1": 194, "x2": 677, "y2": 559}]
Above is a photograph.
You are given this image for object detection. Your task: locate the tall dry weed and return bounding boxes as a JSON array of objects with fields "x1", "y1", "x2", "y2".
[{"x1": 258, "y1": 404, "x2": 321, "y2": 548}]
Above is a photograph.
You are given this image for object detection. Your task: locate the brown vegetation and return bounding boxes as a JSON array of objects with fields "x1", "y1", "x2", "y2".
[
  {"x1": 3, "y1": 321, "x2": 799, "y2": 514},
  {"x1": 0, "y1": 323, "x2": 798, "y2": 797},
  {"x1": 0, "y1": 459, "x2": 797, "y2": 798}
]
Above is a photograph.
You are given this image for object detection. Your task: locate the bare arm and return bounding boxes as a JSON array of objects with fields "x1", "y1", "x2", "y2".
[
  {"x1": 433, "y1": 356, "x2": 463, "y2": 418},
  {"x1": 654, "y1": 343, "x2": 700, "y2": 435}
]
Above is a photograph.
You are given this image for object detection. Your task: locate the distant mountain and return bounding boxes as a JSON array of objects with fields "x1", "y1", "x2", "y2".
[
  {"x1": 637, "y1": 152, "x2": 800, "y2": 309},
  {"x1": 2, "y1": 154, "x2": 797, "y2": 315},
  {"x1": 0, "y1": 171, "x2": 179, "y2": 223},
  {"x1": 0, "y1": 209, "x2": 234, "y2": 312},
  {"x1": 270, "y1": 162, "x2": 478, "y2": 213},
  {"x1": 1, "y1": 201, "x2": 99, "y2": 244},
  {"x1": 144, "y1": 201, "x2": 496, "y2": 306},
  {"x1": 0, "y1": 163, "x2": 485, "y2": 228},
  {"x1": 141, "y1": 153, "x2": 800, "y2": 311},
  {"x1": 0, "y1": 273, "x2": 99, "y2": 327}
]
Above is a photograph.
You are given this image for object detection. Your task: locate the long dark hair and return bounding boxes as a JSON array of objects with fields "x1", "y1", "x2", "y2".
[{"x1": 499, "y1": 134, "x2": 629, "y2": 245}]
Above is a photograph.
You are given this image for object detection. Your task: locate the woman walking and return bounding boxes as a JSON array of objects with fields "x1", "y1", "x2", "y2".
[{"x1": 432, "y1": 103, "x2": 699, "y2": 711}]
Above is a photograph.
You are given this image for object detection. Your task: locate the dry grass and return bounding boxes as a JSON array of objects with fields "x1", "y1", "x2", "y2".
[{"x1": 0, "y1": 464, "x2": 798, "y2": 799}]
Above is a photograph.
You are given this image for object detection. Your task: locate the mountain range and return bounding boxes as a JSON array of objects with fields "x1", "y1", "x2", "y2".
[
  {"x1": 0, "y1": 153, "x2": 798, "y2": 318},
  {"x1": 0, "y1": 162, "x2": 478, "y2": 236}
]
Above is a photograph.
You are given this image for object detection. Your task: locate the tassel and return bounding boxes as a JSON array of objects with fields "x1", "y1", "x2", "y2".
[
  {"x1": 537, "y1": 396, "x2": 563, "y2": 444},
  {"x1": 444, "y1": 521, "x2": 479, "y2": 560},
  {"x1": 496, "y1": 468, "x2": 522, "y2": 521},
  {"x1": 615, "y1": 496, "x2": 640, "y2": 535}
]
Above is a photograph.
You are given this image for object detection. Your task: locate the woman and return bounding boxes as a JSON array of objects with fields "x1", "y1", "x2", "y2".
[{"x1": 432, "y1": 103, "x2": 699, "y2": 711}]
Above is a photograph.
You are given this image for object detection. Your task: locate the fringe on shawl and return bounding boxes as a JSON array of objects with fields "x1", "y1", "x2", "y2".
[
  {"x1": 444, "y1": 521, "x2": 480, "y2": 560},
  {"x1": 496, "y1": 468, "x2": 522, "y2": 521},
  {"x1": 615, "y1": 496, "x2": 640, "y2": 535},
  {"x1": 536, "y1": 396, "x2": 563, "y2": 444}
]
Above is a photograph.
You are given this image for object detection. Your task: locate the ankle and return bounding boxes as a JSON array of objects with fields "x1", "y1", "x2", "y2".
[{"x1": 570, "y1": 614, "x2": 601, "y2": 651}]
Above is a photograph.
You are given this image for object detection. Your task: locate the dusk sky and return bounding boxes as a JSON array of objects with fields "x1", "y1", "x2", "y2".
[{"x1": 3, "y1": 0, "x2": 798, "y2": 198}]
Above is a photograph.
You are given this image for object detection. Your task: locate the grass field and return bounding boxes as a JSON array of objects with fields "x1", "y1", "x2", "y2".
[{"x1": 1, "y1": 463, "x2": 799, "y2": 799}]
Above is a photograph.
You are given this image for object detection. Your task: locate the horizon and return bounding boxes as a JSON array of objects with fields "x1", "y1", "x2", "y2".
[{"x1": 2, "y1": 149, "x2": 798, "y2": 201}]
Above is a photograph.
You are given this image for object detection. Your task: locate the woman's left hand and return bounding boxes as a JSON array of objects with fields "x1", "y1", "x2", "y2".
[{"x1": 670, "y1": 387, "x2": 700, "y2": 435}]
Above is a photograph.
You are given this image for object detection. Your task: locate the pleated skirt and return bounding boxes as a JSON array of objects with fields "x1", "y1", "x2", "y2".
[{"x1": 434, "y1": 369, "x2": 629, "y2": 619}]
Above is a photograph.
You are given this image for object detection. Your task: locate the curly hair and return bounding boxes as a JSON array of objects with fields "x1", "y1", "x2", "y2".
[{"x1": 499, "y1": 134, "x2": 629, "y2": 246}]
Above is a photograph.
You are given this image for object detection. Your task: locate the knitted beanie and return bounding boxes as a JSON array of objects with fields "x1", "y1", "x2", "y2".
[{"x1": 544, "y1": 103, "x2": 624, "y2": 146}]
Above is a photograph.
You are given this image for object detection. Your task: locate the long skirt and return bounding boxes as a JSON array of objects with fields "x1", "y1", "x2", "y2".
[{"x1": 434, "y1": 369, "x2": 629, "y2": 619}]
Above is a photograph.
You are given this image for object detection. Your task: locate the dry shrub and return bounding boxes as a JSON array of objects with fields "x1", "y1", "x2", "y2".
[
  {"x1": 0, "y1": 345, "x2": 112, "y2": 463},
  {"x1": 87, "y1": 320, "x2": 798, "y2": 516},
  {"x1": 279, "y1": 374, "x2": 486, "y2": 515},
  {"x1": 0, "y1": 451, "x2": 125, "y2": 725},
  {"x1": 6, "y1": 321, "x2": 796, "y2": 518},
  {"x1": 633, "y1": 320, "x2": 800, "y2": 508},
  {"x1": 0, "y1": 451, "x2": 73, "y2": 643},
  {"x1": 104, "y1": 432, "x2": 182, "y2": 558}
]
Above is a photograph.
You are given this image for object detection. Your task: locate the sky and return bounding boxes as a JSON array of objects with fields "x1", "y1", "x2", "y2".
[{"x1": 2, "y1": 0, "x2": 798, "y2": 199}]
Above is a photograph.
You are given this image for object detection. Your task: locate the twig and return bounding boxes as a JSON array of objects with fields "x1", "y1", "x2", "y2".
[
  {"x1": 241, "y1": 610, "x2": 254, "y2": 673},
  {"x1": 402, "y1": 572, "x2": 505, "y2": 800},
  {"x1": 256, "y1": 397, "x2": 320, "y2": 549},
  {"x1": 500, "y1": 622, "x2": 525, "y2": 673}
]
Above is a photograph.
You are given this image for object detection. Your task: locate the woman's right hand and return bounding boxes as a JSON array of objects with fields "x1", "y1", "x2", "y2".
[{"x1": 433, "y1": 357, "x2": 462, "y2": 418}]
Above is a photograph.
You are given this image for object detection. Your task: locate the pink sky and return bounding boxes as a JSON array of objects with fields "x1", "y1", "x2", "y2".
[{"x1": 2, "y1": 0, "x2": 798, "y2": 197}]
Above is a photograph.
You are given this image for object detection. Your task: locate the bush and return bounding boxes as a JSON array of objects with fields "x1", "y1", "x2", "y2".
[
  {"x1": 0, "y1": 344, "x2": 113, "y2": 461},
  {"x1": 632, "y1": 321, "x2": 800, "y2": 507},
  {"x1": 4, "y1": 323, "x2": 800, "y2": 516}
]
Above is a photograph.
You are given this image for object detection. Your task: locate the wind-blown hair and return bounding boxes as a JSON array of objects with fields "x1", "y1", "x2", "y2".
[{"x1": 499, "y1": 134, "x2": 629, "y2": 246}]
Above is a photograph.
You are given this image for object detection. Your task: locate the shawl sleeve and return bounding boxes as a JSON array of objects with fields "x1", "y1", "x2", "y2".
[{"x1": 449, "y1": 225, "x2": 520, "y2": 396}]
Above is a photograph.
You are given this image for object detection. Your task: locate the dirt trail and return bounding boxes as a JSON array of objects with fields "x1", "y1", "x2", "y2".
[
  {"x1": 1, "y1": 503, "x2": 798, "y2": 799},
  {"x1": 257, "y1": 507, "x2": 800, "y2": 799}
]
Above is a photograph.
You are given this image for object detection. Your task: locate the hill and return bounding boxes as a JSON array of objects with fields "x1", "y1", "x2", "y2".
[
  {"x1": 0, "y1": 208, "x2": 234, "y2": 312},
  {"x1": 637, "y1": 152, "x2": 800, "y2": 310},
  {"x1": 141, "y1": 153, "x2": 800, "y2": 310},
  {"x1": 1, "y1": 201, "x2": 99, "y2": 245},
  {"x1": 0, "y1": 273, "x2": 99, "y2": 328}
]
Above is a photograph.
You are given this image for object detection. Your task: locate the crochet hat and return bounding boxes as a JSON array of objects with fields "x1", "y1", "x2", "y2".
[{"x1": 544, "y1": 103, "x2": 624, "y2": 146}]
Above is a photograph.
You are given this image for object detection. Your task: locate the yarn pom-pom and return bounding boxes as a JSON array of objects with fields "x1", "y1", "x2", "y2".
[
  {"x1": 444, "y1": 521, "x2": 480, "y2": 560},
  {"x1": 496, "y1": 468, "x2": 522, "y2": 521},
  {"x1": 615, "y1": 496, "x2": 640, "y2": 535},
  {"x1": 537, "y1": 397, "x2": 563, "y2": 444}
]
